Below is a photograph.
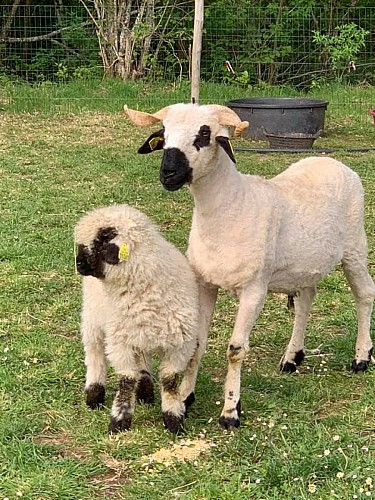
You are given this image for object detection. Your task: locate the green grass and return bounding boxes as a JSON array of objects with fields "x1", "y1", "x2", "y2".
[{"x1": 0, "y1": 81, "x2": 374, "y2": 499}]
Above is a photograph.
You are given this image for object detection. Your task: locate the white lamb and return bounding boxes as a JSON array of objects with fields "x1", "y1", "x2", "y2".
[
  {"x1": 125, "y1": 102, "x2": 375, "y2": 431},
  {"x1": 74, "y1": 203, "x2": 200, "y2": 434}
]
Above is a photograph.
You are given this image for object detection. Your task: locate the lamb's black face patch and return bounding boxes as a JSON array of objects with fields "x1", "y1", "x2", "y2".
[
  {"x1": 76, "y1": 244, "x2": 95, "y2": 276},
  {"x1": 76, "y1": 226, "x2": 118, "y2": 279},
  {"x1": 193, "y1": 125, "x2": 211, "y2": 151},
  {"x1": 160, "y1": 148, "x2": 192, "y2": 191}
]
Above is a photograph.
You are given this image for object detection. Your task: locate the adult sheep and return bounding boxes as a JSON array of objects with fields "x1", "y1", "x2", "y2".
[
  {"x1": 125, "y1": 102, "x2": 375, "y2": 431},
  {"x1": 74, "y1": 203, "x2": 200, "y2": 434}
]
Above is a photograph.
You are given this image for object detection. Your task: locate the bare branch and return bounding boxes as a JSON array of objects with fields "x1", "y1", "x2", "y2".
[{"x1": 0, "y1": 20, "x2": 92, "y2": 43}]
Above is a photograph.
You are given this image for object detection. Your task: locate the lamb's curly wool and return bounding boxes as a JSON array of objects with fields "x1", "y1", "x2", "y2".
[
  {"x1": 74, "y1": 204, "x2": 199, "y2": 434},
  {"x1": 126, "y1": 102, "x2": 375, "y2": 431}
]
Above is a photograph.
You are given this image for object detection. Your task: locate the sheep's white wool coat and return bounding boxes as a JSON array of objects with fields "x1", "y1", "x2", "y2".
[
  {"x1": 187, "y1": 155, "x2": 366, "y2": 295},
  {"x1": 75, "y1": 204, "x2": 199, "y2": 354}
]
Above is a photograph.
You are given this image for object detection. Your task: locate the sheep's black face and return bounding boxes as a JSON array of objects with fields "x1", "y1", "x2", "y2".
[
  {"x1": 158, "y1": 125, "x2": 210, "y2": 190},
  {"x1": 160, "y1": 148, "x2": 192, "y2": 191},
  {"x1": 76, "y1": 227, "x2": 119, "y2": 279}
]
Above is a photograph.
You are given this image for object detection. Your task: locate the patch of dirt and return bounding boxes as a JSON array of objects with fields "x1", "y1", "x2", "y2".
[
  {"x1": 34, "y1": 429, "x2": 91, "y2": 460},
  {"x1": 141, "y1": 437, "x2": 213, "y2": 466},
  {"x1": 34, "y1": 430, "x2": 131, "y2": 497},
  {"x1": 91, "y1": 454, "x2": 132, "y2": 498},
  {"x1": 312, "y1": 397, "x2": 361, "y2": 420}
]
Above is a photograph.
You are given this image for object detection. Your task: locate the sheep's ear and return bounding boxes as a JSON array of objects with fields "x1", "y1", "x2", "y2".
[
  {"x1": 216, "y1": 136, "x2": 236, "y2": 163},
  {"x1": 138, "y1": 129, "x2": 165, "y2": 154},
  {"x1": 104, "y1": 242, "x2": 129, "y2": 265},
  {"x1": 124, "y1": 105, "x2": 170, "y2": 127},
  {"x1": 207, "y1": 105, "x2": 249, "y2": 137}
]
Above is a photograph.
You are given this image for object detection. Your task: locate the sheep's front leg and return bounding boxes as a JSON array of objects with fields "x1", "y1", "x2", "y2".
[
  {"x1": 342, "y1": 250, "x2": 375, "y2": 372},
  {"x1": 280, "y1": 286, "x2": 316, "y2": 373},
  {"x1": 220, "y1": 285, "x2": 267, "y2": 430},
  {"x1": 179, "y1": 283, "x2": 218, "y2": 410},
  {"x1": 81, "y1": 319, "x2": 107, "y2": 409},
  {"x1": 106, "y1": 344, "x2": 139, "y2": 433}
]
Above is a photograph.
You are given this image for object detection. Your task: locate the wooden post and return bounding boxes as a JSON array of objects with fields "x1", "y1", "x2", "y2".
[{"x1": 191, "y1": 0, "x2": 204, "y2": 104}]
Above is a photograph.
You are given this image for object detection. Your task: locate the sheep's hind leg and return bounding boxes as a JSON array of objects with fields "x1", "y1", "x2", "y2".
[
  {"x1": 136, "y1": 353, "x2": 154, "y2": 404},
  {"x1": 159, "y1": 346, "x2": 199, "y2": 434},
  {"x1": 82, "y1": 322, "x2": 107, "y2": 409},
  {"x1": 280, "y1": 287, "x2": 316, "y2": 373},
  {"x1": 342, "y1": 249, "x2": 375, "y2": 372},
  {"x1": 179, "y1": 284, "x2": 218, "y2": 412},
  {"x1": 220, "y1": 285, "x2": 267, "y2": 430}
]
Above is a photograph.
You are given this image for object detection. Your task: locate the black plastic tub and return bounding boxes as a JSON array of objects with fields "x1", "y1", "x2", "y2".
[{"x1": 227, "y1": 97, "x2": 329, "y2": 140}]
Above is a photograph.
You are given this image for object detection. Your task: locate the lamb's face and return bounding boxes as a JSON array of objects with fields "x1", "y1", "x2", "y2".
[
  {"x1": 137, "y1": 104, "x2": 236, "y2": 191},
  {"x1": 74, "y1": 207, "x2": 136, "y2": 280},
  {"x1": 75, "y1": 226, "x2": 122, "y2": 279}
]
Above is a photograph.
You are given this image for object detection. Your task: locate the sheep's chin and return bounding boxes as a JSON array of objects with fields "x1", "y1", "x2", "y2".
[{"x1": 162, "y1": 180, "x2": 186, "y2": 191}]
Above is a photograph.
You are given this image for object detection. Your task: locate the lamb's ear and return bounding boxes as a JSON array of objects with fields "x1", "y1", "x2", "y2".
[
  {"x1": 138, "y1": 129, "x2": 165, "y2": 154},
  {"x1": 216, "y1": 136, "x2": 236, "y2": 163},
  {"x1": 104, "y1": 242, "x2": 130, "y2": 265}
]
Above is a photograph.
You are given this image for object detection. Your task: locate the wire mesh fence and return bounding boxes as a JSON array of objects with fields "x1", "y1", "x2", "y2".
[
  {"x1": 2, "y1": 4, "x2": 375, "y2": 85},
  {"x1": 202, "y1": 5, "x2": 375, "y2": 89},
  {"x1": 1, "y1": 3, "x2": 375, "y2": 128}
]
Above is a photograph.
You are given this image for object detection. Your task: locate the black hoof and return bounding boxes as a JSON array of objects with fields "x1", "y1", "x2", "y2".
[
  {"x1": 108, "y1": 415, "x2": 132, "y2": 434},
  {"x1": 219, "y1": 400, "x2": 241, "y2": 430},
  {"x1": 280, "y1": 350, "x2": 305, "y2": 373},
  {"x1": 280, "y1": 361, "x2": 297, "y2": 373},
  {"x1": 351, "y1": 347, "x2": 372, "y2": 373},
  {"x1": 219, "y1": 415, "x2": 240, "y2": 430},
  {"x1": 184, "y1": 392, "x2": 195, "y2": 409},
  {"x1": 351, "y1": 359, "x2": 370, "y2": 373},
  {"x1": 162, "y1": 412, "x2": 185, "y2": 434},
  {"x1": 85, "y1": 383, "x2": 105, "y2": 409},
  {"x1": 136, "y1": 373, "x2": 155, "y2": 404},
  {"x1": 294, "y1": 350, "x2": 305, "y2": 365}
]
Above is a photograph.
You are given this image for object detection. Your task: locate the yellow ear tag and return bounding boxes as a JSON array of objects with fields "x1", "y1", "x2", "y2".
[
  {"x1": 149, "y1": 136, "x2": 163, "y2": 150},
  {"x1": 118, "y1": 243, "x2": 129, "y2": 262},
  {"x1": 228, "y1": 140, "x2": 234, "y2": 157}
]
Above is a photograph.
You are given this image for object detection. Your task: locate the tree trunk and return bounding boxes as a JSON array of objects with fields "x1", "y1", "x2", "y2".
[
  {"x1": 81, "y1": 0, "x2": 156, "y2": 80},
  {"x1": 0, "y1": 0, "x2": 21, "y2": 40}
]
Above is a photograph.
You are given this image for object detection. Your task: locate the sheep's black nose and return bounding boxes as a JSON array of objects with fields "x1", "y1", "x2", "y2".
[{"x1": 160, "y1": 148, "x2": 192, "y2": 191}]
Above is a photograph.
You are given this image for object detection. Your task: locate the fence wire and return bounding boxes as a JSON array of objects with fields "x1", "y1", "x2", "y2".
[
  {"x1": 1, "y1": 4, "x2": 375, "y2": 128},
  {"x1": 1, "y1": 4, "x2": 374, "y2": 85}
]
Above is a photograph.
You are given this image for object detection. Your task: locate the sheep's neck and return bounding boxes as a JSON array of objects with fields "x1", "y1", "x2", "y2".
[{"x1": 189, "y1": 153, "x2": 246, "y2": 217}]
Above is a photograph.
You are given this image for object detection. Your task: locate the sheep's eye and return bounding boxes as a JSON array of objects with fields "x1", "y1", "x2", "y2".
[
  {"x1": 94, "y1": 227, "x2": 118, "y2": 247},
  {"x1": 199, "y1": 125, "x2": 211, "y2": 138},
  {"x1": 193, "y1": 125, "x2": 211, "y2": 151}
]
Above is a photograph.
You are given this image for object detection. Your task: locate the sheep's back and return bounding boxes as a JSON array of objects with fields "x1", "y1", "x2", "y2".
[{"x1": 268, "y1": 156, "x2": 366, "y2": 291}]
